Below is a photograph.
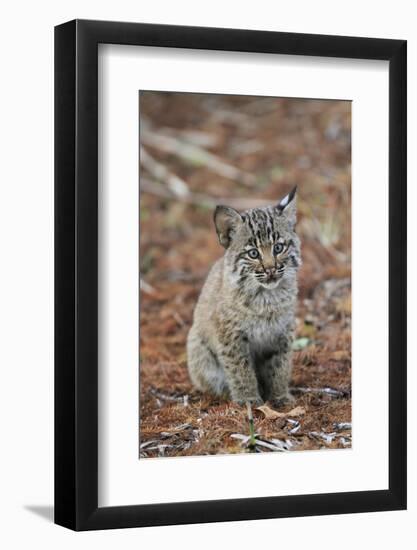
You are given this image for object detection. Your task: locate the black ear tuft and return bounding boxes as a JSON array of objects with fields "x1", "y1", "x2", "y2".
[{"x1": 277, "y1": 186, "x2": 297, "y2": 212}]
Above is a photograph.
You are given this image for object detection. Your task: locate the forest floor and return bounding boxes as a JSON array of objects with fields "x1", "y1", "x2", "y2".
[{"x1": 139, "y1": 92, "x2": 351, "y2": 458}]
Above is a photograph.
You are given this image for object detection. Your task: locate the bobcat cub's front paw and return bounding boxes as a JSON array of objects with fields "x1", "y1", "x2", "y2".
[
  {"x1": 232, "y1": 394, "x2": 264, "y2": 407},
  {"x1": 269, "y1": 392, "x2": 294, "y2": 409}
]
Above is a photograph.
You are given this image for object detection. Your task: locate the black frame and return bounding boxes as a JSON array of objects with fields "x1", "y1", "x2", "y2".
[{"x1": 55, "y1": 19, "x2": 407, "y2": 531}]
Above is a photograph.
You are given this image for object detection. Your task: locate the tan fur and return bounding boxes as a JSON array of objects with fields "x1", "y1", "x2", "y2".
[{"x1": 187, "y1": 189, "x2": 301, "y2": 405}]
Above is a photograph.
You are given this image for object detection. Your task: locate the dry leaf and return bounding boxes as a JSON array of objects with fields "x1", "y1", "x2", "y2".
[
  {"x1": 287, "y1": 406, "x2": 306, "y2": 417},
  {"x1": 331, "y1": 350, "x2": 351, "y2": 361},
  {"x1": 256, "y1": 405, "x2": 286, "y2": 419},
  {"x1": 256, "y1": 404, "x2": 306, "y2": 419}
]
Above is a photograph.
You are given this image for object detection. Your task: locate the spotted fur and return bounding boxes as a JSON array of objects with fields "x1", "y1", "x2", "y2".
[{"x1": 187, "y1": 188, "x2": 301, "y2": 405}]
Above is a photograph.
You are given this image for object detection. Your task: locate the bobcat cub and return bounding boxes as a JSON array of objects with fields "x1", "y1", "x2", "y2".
[{"x1": 187, "y1": 187, "x2": 301, "y2": 405}]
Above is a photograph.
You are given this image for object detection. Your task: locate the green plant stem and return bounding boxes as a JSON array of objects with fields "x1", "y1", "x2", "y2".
[{"x1": 246, "y1": 402, "x2": 257, "y2": 452}]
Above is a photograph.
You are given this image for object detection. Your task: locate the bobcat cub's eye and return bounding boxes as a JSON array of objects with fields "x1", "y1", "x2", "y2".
[
  {"x1": 247, "y1": 248, "x2": 260, "y2": 259},
  {"x1": 273, "y1": 243, "x2": 284, "y2": 255}
]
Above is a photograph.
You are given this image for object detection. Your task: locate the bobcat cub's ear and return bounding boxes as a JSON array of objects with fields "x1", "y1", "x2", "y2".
[
  {"x1": 277, "y1": 186, "x2": 297, "y2": 226},
  {"x1": 214, "y1": 205, "x2": 243, "y2": 248}
]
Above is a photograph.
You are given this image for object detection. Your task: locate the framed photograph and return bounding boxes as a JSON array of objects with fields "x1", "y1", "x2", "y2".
[{"x1": 55, "y1": 19, "x2": 407, "y2": 531}]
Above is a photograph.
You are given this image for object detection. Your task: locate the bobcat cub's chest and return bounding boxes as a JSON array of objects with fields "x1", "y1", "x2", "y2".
[{"x1": 246, "y1": 315, "x2": 290, "y2": 359}]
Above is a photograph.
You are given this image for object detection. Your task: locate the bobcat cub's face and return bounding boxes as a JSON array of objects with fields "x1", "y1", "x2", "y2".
[{"x1": 214, "y1": 187, "x2": 301, "y2": 291}]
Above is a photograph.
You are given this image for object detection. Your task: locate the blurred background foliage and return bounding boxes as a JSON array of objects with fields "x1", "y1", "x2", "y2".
[{"x1": 139, "y1": 92, "x2": 352, "y2": 458}]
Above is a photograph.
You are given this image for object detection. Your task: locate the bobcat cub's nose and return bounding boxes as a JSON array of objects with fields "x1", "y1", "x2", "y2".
[{"x1": 264, "y1": 266, "x2": 277, "y2": 277}]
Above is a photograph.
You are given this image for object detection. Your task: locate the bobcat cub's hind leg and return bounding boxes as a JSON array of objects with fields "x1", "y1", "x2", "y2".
[{"x1": 187, "y1": 328, "x2": 227, "y2": 397}]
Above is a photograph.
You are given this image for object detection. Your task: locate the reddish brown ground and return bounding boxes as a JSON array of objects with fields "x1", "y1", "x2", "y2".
[{"x1": 139, "y1": 92, "x2": 351, "y2": 458}]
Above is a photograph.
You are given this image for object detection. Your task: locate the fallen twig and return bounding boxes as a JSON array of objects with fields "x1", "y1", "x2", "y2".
[
  {"x1": 160, "y1": 423, "x2": 195, "y2": 438},
  {"x1": 333, "y1": 422, "x2": 352, "y2": 431},
  {"x1": 231, "y1": 433, "x2": 293, "y2": 452},
  {"x1": 149, "y1": 387, "x2": 189, "y2": 403},
  {"x1": 209, "y1": 108, "x2": 253, "y2": 126},
  {"x1": 160, "y1": 127, "x2": 219, "y2": 148},
  {"x1": 140, "y1": 177, "x2": 270, "y2": 210},
  {"x1": 291, "y1": 386, "x2": 351, "y2": 399},
  {"x1": 287, "y1": 419, "x2": 301, "y2": 435},
  {"x1": 140, "y1": 147, "x2": 190, "y2": 198},
  {"x1": 141, "y1": 127, "x2": 256, "y2": 186},
  {"x1": 140, "y1": 423, "x2": 199, "y2": 458},
  {"x1": 308, "y1": 431, "x2": 338, "y2": 444},
  {"x1": 307, "y1": 430, "x2": 352, "y2": 447},
  {"x1": 140, "y1": 277, "x2": 156, "y2": 295},
  {"x1": 172, "y1": 311, "x2": 186, "y2": 328}
]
